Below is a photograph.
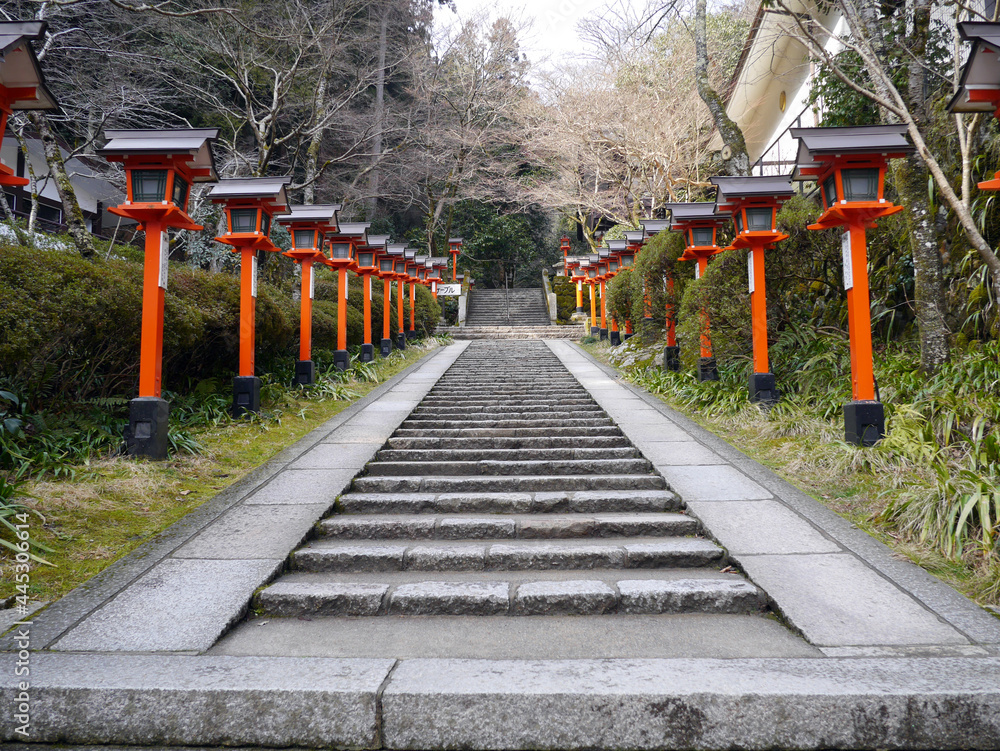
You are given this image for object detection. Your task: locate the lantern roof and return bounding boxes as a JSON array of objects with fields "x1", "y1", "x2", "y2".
[
  {"x1": 448, "y1": 237, "x2": 463, "y2": 244},
  {"x1": 278, "y1": 203, "x2": 340, "y2": 227},
  {"x1": 335, "y1": 221, "x2": 371, "y2": 239},
  {"x1": 428, "y1": 256, "x2": 450, "y2": 266},
  {"x1": 386, "y1": 243, "x2": 406, "y2": 255},
  {"x1": 588, "y1": 254, "x2": 600, "y2": 263},
  {"x1": 948, "y1": 22, "x2": 1000, "y2": 113},
  {"x1": 606, "y1": 239, "x2": 627, "y2": 251},
  {"x1": 789, "y1": 125, "x2": 914, "y2": 180},
  {"x1": 625, "y1": 230, "x2": 645, "y2": 244},
  {"x1": 413, "y1": 254, "x2": 429, "y2": 264},
  {"x1": 404, "y1": 248, "x2": 417, "y2": 260},
  {"x1": 363, "y1": 234, "x2": 390, "y2": 249},
  {"x1": 0, "y1": 21, "x2": 59, "y2": 112},
  {"x1": 639, "y1": 219, "x2": 670, "y2": 237},
  {"x1": 208, "y1": 177, "x2": 290, "y2": 212},
  {"x1": 101, "y1": 128, "x2": 220, "y2": 181},
  {"x1": 665, "y1": 202, "x2": 727, "y2": 231},
  {"x1": 711, "y1": 174, "x2": 794, "y2": 208}
]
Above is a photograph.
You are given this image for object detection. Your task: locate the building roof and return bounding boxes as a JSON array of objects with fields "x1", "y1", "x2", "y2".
[{"x1": 0, "y1": 21, "x2": 59, "y2": 112}]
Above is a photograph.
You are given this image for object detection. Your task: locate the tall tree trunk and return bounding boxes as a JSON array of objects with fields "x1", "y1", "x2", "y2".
[
  {"x1": 27, "y1": 111, "x2": 95, "y2": 259},
  {"x1": 855, "y1": 0, "x2": 948, "y2": 371},
  {"x1": 694, "y1": 0, "x2": 749, "y2": 176},
  {"x1": 303, "y1": 76, "x2": 327, "y2": 205},
  {"x1": 368, "y1": 12, "x2": 388, "y2": 218}
]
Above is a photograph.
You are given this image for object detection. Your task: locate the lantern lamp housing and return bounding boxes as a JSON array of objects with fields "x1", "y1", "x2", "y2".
[{"x1": 208, "y1": 177, "x2": 291, "y2": 253}]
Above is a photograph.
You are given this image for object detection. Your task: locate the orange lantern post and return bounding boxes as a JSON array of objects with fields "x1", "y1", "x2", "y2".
[
  {"x1": 377, "y1": 249, "x2": 397, "y2": 357},
  {"x1": 570, "y1": 260, "x2": 586, "y2": 315},
  {"x1": 100, "y1": 128, "x2": 218, "y2": 459},
  {"x1": 665, "y1": 202, "x2": 730, "y2": 381},
  {"x1": 606, "y1": 240, "x2": 625, "y2": 346},
  {"x1": 639, "y1": 219, "x2": 678, "y2": 368},
  {"x1": 278, "y1": 204, "x2": 341, "y2": 385},
  {"x1": 585, "y1": 258, "x2": 600, "y2": 336},
  {"x1": 384, "y1": 243, "x2": 408, "y2": 350},
  {"x1": 712, "y1": 175, "x2": 795, "y2": 404},
  {"x1": 356, "y1": 235, "x2": 388, "y2": 362},
  {"x1": 209, "y1": 177, "x2": 291, "y2": 414},
  {"x1": 560, "y1": 235, "x2": 571, "y2": 276},
  {"x1": 448, "y1": 237, "x2": 463, "y2": 282},
  {"x1": 326, "y1": 222, "x2": 370, "y2": 370},
  {"x1": 619, "y1": 241, "x2": 637, "y2": 341},
  {"x1": 790, "y1": 125, "x2": 914, "y2": 445},
  {"x1": 404, "y1": 249, "x2": 419, "y2": 340},
  {"x1": 0, "y1": 22, "x2": 58, "y2": 188}
]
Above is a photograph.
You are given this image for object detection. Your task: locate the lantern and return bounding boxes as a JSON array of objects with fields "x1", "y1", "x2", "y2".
[
  {"x1": 327, "y1": 222, "x2": 371, "y2": 369},
  {"x1": 665, "y1": 202, "x2": 731, "y2": 381},
  {"x1": 100, "y1": 128, "x2": 219, "y2": 459},
  {"x1": 278, "y1": 203, "x2": 341, "y2": 384},
  {"x1": 640, "y1": 218, "x2": 679, "y2": 369},
  {"x1": 356, "y1": 234, "x2": 388, "y2": 362},
  {"x1": 949, "y1": 23, "x2": 1000, "y2": 189},
  {"x1": 712, "y1": 175, "x2": 795, "y2": 404},
  {"x1": 790, "y1": 124, "x2": 914, "y2": 445},
  {"x1": 448, "y1": 237, "x2": 463, "y2": 282},
  {"x1": 0, "y1": 22, "x2": 59, "y2": 188}
]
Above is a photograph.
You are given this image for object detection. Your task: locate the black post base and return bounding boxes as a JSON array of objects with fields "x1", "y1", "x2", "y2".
[
  {"x1": 749, "y1": 372, "x2": 778, "y2": 404},
  {"x1": 360, "y1": 343, "x2": 375, "y2": 363},
  {"x1": 294, "y1": 360, "x2": 315, "y2": 386},
  {"x1": 599, "y1": 328, "x2": 608, "y2": 341},
  {"x1": 406, "y1": 328, "x2": 417, "y2": 340},
  {"x1": 663, "y1": 346, "x2": 680, "y2": 372},
  {"x1": 333, "y1": 350, "x2": 349, "y2": 372},
  {"x1": 590, "y1": 326, "x2": 600, "y2": 337},
  {"x1": 844, "y1": 400, "x2": 885, "y2": 447},
  {"x1": 623, "y1": 333, "x2": 633, "y2": 341},
  {"x1": 576, "y1": 307, "x2": 585, "y2": 314},
  {"x1": 396, "y1": 333, "x2": 407, "y2": 350},
  {"x1": 380, "y1": 338, "x2": 392, "y2": 357},
  {"x1": 610, "y1": 331, "x2": 621, "y2": 346},
  {"x1": 232, "y1": 376, "x2": 261, "y2": 417},
  {"x1": 697, "y1": 357, "x2": 719, "y2": 382},
  {"x1": 126, "y1": 397, "x2": 170, "y2": 460}
]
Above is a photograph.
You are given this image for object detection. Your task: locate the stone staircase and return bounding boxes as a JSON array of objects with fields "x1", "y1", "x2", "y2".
[
  {"x1": 255, "y1": 341, "x2": 765, "y2": 620},
  {"x1": 441, "y1": 287, "x2": 585, "y2": 339}
]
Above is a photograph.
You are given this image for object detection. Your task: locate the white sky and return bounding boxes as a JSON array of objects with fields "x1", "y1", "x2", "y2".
[{"x1": 444, "y1": 0, "x2": 619, "y2": 68}]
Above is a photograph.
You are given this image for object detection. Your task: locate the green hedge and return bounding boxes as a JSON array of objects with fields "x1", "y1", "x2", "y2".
[{"x1": 0, "y1": 244, "x2": 440, "y2": 407}]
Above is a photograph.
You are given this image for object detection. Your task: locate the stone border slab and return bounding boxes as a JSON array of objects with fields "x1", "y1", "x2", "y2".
[
  {"x1": 0, "y1": 654, "x2": 393, "y2": 746},
  {"x1": 382, "y1": 656, "x2": 1000, "y2": 750},
  {"x1": 2, "y1": 341, "x2": 469, "y2": 652},
  {"x1": 546, "y1": 341, "x2": 1000, "y2": 651}
]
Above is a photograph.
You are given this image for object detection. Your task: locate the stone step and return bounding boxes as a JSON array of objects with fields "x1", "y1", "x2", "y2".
[
  {"x1": 352, "y1": 474, "x2": 667, "y2": 493},
  {"x1": 291, "y1": 536, "x2": 723, "y2": 573},
  {"x1": 390, "y1": 426, "x2": 625, "y2": 438},
  {"x1": 385, "y1": 436, "x2": 633, "y2": 450},
  {"x1": 404, "y1": 412, "x2": 608, "y2": 424},
  {"x1": 338, "y1": 489, "x2": 683, "y2": 514},
  {"x1": 409, "y1": 405, "x2": 605, "y2": 416},
  {"x1": 316, "y1": 512, "x2": 698, "y2": 540},
  {"x1": 375, "y1": 447, "x2": 639, "y2": 462},
  {"x1": 415, "y1": 399, "x2": 598, "y2": 408},
  {"x1": 397, "y1": 418, "x2": 615, "y2": 430},
  {"x1": 364, "y1": 458, "x2": 654, "y2": 477},
  {"x1": 257, "y1": 574, "x2": 764, "y2": 617}
]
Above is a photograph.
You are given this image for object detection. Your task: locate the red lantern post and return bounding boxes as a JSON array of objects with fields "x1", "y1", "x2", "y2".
[
  {"x1": 278, "y1": 204, "x2": 341, "y2": 385},
  {"x1": 376, "y1": 247, "x2": 398, "y2": 357},
  {"x1": 356, "y1": 235, "x2": 388, "y2": 362},
  {"x1": 560, "y1": 235, "x2": 571, "y2": 276},
  {"x1": 448, "y1": 237, "x2": 463, "y2": 282},
  {"x1": 664, "y1": 203, "x2": 730, "y2": 381},
  {"x1": 606, "y1": 240, "x2": 626, "y2": 346},
  {"x1": 101, "y1": 128, "x2": 218, "y2": 458},
  {"x1": 585, "y1": 258, "x2": 600, "y2": 336},
  {"x1": 790, "y1": 125, "x2": 914, "y2": 445},
  {"x1": 712, "y1": 175, "x2": 794, "y2": 403},
  {"x1": 404, "y1": 249, "x2": 419, "y2": 339},
  {"x1": 209, "y1": 177, "x2": 291, "y2": 413},
  {"x1": 639, "y1": 219, "x2": 678, "y2": 370},
  {"x1": 327, "y1": 223, "x2": 370, "y2": 370}
]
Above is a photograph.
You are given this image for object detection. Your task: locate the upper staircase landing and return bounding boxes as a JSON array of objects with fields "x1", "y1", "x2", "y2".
[{"x1": 442, "y1": 287, "x2": 584, "y2": 339}]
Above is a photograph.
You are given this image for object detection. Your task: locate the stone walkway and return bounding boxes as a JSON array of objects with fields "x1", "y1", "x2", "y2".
[{"x1": 2, "y1": 339, "x2": 1000, "y2": 749}]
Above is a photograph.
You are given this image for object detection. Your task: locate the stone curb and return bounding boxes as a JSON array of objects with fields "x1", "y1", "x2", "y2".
[
  {"x1": 557, "y1": 341, "x2": 1000, "y2": 652},
  {"x1": 0, "y1": 342, "x2": 461, "y2": 652}
]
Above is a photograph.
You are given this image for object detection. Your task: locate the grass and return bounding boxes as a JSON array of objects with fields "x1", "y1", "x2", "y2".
[
  {"x1": 583, "y1": 337, "x2": 1000, "y2": 610},
  {"x1": 0, "y1": 340, "x2": 442, "y2": 604}
]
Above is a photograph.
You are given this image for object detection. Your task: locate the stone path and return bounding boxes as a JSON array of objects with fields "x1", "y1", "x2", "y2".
[{"x1": 3, "y1": 339, "x2": 1000, "y2": 749}]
